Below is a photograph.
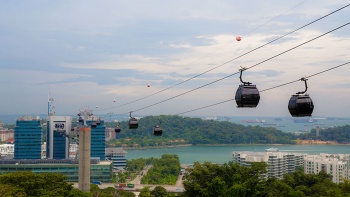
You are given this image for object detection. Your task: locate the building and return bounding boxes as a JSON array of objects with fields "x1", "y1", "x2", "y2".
[
  {"x1": 304, "y1": 153, "x2": 350, "y2": 183},
  {"x1": 232, "y1": 150, "x2": 306, "y2": 179},
  {"x1": 86, "y1": 117, "x2": 105, "y2": 161},
  {"x1": 46, "y1": 115, "x2": 72, "y2": 159},
  {"x1": 0, "y1": 144, "x2": 14, "y2": 157},
  {"x1": 105, "y1": 148, "x2": 127, "y2": 171},
  {"x1": 14, "y1": 116, "x2": 42, "y2": 159},
  {"x1": 0, "y1": 158, "x2": 112, "y2": 182},
  {"x1": 0, "y1": 122, "x2": 14, "y2": 143},
  {"x1": 105, "y1": 127, "x2": 116, "y2": 141}
]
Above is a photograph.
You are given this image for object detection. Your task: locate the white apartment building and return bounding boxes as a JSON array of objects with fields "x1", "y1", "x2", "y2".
[
  {"x1": 304, "y1": 153, "x2": 350, "y2": 183},
  {"x1": 0, "y1": 144, "x2": 14, "y2": 156},
  {"x1": 232, "y1": 150, "x2": 306, "y2": 179}
]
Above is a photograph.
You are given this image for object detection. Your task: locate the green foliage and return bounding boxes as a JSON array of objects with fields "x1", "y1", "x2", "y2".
[
  {"x1": 126, "y1": 158, "x2": 154, "y2": 172},
  {"x1": 151, "y1": 186, "x2": 168, "y2": 197},
  {"x1": 68, "y1": 188, "x2": 92, "y2": 197},
  {"x1": 299, "y1": 125, "x2": 350, "y2": 143},
  {"x1": 139, "y1": 186, "x2": 151, "y2": 197},
  {"x1": 141, "y1": 154, "x2": 181, "y2": 185},
  {"x1": 182, "y1": 161, "x2": 350, "y2": 197},
  {"x1": 0, "y1": 171, "x2": 74, "y2": 197},
  {"x1": 106, "y1": 115, "x2": 296, "y2": 147},
  {"x1": 183, "y1": 162, "x2": 267, "y2": 197}
]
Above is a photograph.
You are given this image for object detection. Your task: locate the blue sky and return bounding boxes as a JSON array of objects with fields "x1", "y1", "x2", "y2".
[{"x1": 0, "y1": 0, "x2": 349, "y2": 118}]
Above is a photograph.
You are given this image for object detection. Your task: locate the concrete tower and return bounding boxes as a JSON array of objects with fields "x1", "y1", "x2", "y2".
[
  {"x1": 78, "y1": 126, "x2": 91, "y2": 192},
  {"x1": 78, "y1": 109, "x2": 92, "y2": 192}
]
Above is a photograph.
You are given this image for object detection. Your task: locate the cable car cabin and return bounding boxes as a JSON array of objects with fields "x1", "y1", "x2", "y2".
[
  {"x1": 129, "y1": 117, "x2": 138, "y2": 129},
  {"x1": 91, "y1": 122, "x2": 97, "y2": 128},
  {"x1": 153, "y1": 125, "x2": 163, "y2": 136},
  {"x1": 78, "y1": 117, "x2": 83, "y2": 123},
  {"x1": 114, "y1": 126, "x2": 121, "y2": 133},
  {"x1": 235, "y1": 85, "x2": 260, "y2": 108},
  {"x1": 288, "y1": 94, "x2": 314, "y2": 117},
  {"x1": 96, "y1": 119, "x2": 101, "y2": 125}
]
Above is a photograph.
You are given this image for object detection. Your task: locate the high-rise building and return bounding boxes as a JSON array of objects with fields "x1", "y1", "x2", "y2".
[
  {"x1": 232, "y1": 150, "x2": 306, "y2": 179},
  {"x1": 46, "y1": 116, "x2": 72, "y2": 159},
  {"x1": 105, "y1": 148, "x2": 127, "y2": 171},
  {"x1": 86, "y1": 117, "x2": 105, "y2": 160},
  {"x1": 304, "y1": 153, "x2": 350, "y2": 183},
  {"x1": 14, "y1": 116, "x2": 42, "y2": 159}
]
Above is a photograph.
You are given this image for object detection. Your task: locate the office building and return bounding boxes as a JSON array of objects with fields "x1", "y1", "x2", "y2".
[
  {"x1": 86, "y1": 117, "x2": 105, "y2": 161},
  {"x1": 0, "y1": 158, "x2": 112, "y2": 182},
  {"x1": 106, "y1": 148, "x2": 127, "y2": 171},
  {"x1": 14, "y1": 116, "x2": 42, "y2": 159},
  {"x1": 46, "y1": 116, "x2": 72, "y2": 159},
  {"x1": 232, "y1": 150, "x2": 306, "y2": 179},
  {"x1": 304, "y1": 153, "x2": 350, "y2": 183}
]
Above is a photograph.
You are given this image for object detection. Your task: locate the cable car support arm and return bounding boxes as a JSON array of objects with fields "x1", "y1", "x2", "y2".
[
  {"x1": 239, "y1": 68, "x2": 252, "y2": 85},
  {"x1": 296, "y1": 77, "x2": 308, "y2": 94}
]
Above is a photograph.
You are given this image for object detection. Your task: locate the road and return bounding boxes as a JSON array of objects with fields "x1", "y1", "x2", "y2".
[{"x1": 73, "y1": 164, "x2": 190, "y2": 192}]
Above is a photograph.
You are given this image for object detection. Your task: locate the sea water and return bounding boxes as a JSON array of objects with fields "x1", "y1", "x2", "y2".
[{"x1": 125, "y1": 145, "x2": 350, "y2": 164}]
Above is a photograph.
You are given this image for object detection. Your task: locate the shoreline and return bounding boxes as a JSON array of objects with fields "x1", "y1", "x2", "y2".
[{"x1": 119, "y1": 143, "x2": 350, "y2": 150}]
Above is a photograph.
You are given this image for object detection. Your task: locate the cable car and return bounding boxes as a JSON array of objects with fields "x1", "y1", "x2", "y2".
[
  {"x1": 288, "y1": 78, "x2": 314, "y2": 117},
  {"x1": 129, "y1": 118, "x2": 138, "y2": 129},
  {"x1": 235, "y1": 68, "x2": 260, "y2": 107},
  {"x1": 153, "y1": 125, "x2": 163, "y2": 136},
  {"x1": 78, "y1": 117, "x2": 83, "y2": 123},
  {"x1": 96, "y1": 119, "x2": 101, "y2": 125},
  {"x1": 128, "y1": 112, "x2": 138, "y2": 129},
  {"x1": 153, "y1": 119, "x2": 163, "y2": 136},
  {"x1": 114, "y1": 125, "x2": 121, "y2": 133}
]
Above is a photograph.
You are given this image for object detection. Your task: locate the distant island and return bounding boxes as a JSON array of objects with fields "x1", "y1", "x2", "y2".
[{"x1": 105, "y1": 115, "x2": 350, "y2": 148}]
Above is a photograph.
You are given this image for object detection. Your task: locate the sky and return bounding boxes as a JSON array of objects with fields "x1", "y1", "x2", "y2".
[{"x1": 0, "y1": 0, "x2": 349, "y2": 118}]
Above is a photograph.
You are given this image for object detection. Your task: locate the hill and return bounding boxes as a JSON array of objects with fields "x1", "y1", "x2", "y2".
[
  {"x1": 105, "y1": 115, "x2": 296, "y2": 147},
  {"x1": 299, "y1": 125, "x2": 350, "y2": 144}
]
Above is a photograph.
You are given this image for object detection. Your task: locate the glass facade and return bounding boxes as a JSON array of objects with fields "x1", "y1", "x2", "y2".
[
  {"x1": 0, "y1": 159, "x2": 112, "y2": 182},
  {"x1": 14, "y1": 118, "x2": 42, "y2": 159},
  {"x1": 86, "y1": 120, "x2": 106, "y2": 160},
  {"x1": 53, "y1": 130, "x2": 66, "y2": 159},
  {"x1": 46, "y1": 116, "x2": 71, "y2": 159},
  {"x1": 105, "y1": 148, "x2": 127, "y2": 170}
]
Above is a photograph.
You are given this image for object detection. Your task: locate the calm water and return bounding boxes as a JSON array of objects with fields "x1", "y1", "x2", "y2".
[{"x1": 125, "y1": 145, "x2": 350, "y2": 164}]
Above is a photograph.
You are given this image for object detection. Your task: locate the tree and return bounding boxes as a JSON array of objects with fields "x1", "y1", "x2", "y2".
[
  {"x1": 139, "y1": 187, "x2": 151, "y2": 197},
  {"x1": 183, "y1": 162, "x2": 268, "y2": 197},
  {"x1": 151, "y1": 186, "x2": 168, "y2": 197},
  {"x1": 68, "y1": 188, "x2": 92, "y2": 197},
  {"x1": 90, "y1": 184, "x2": 102, "y2": 197},
  {"x1": 0, "y1": 171, "x2": 74, "y2": 197}
]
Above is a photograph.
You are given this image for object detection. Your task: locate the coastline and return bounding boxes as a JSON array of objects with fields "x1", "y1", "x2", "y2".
[
  {"x1": 118, "y1": 142, "x2": 350, "y2": 150},
  {"x1": 122, "y1": 144, "x2": 192, "y2": 150}
]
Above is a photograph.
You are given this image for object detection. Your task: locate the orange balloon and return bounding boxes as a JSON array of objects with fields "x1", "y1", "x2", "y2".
[{"x1": 236, "y1": 36, "x2": 242, "y2": 41}]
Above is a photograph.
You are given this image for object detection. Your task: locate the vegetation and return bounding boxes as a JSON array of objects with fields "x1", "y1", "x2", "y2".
[
  {"x1": 183, "y1": 161, "x2": 350, "y2": 197},
  {"x1": 90, "y1": 184, "x2": 136, "y2": 197},
  {"x1": 118, "y1": 158, "x2": 154, "y2": 183},
  {"x1": 299, "y1": 125, "x2": 350, "y2": 143},
  {"x1": 106, "y1": 115, "x2": 296, "y2": 147},
  {"x1": 141, "y1": 154, "x2": 181, "y2": 185},
  {"x1": 0, "y1": 171, "x2": 90, "y2": 197},
  {"x1": 0, "y1": 171, "x2": 138, "y2": 197}
]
